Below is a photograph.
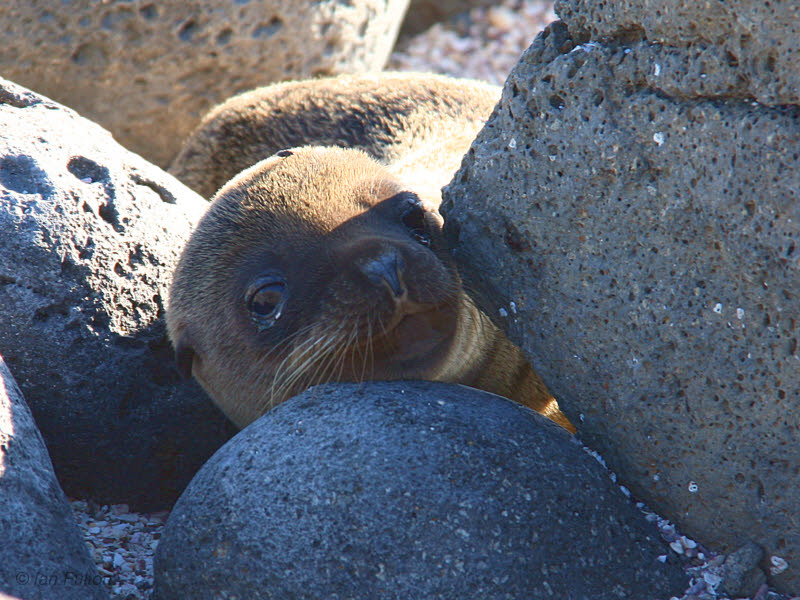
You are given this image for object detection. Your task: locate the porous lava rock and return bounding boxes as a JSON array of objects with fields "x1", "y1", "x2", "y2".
[
  {"x1": 0, "y1": 78, "x2": 236, "y2": 510},
  {"x1": 0, "y1": 355, "x2": 108, "y2": 600},
  {"x1": 442, "y1": 7, "x2": 800, "y2": 595},
  {"x1": 555, "y1": 0, "x2": 800, "y2": 105},
  {"x1": 153, "y1": 381, "x2": 687, "y2": 600},
  {"x1": 401, "y1": 0, "x2": 495, "y2": 36},
  {"x1": 0, "y1": 0, "x2": 410, "y2": 167}
]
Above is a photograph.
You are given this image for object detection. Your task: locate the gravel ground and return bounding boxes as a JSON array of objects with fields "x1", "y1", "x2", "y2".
[
  {"x1": 70, "y1": 2, "x2": 795, "y2": 599},
  {"x1": 388, "y1": 0, "x2": 555, "y2": 84}
]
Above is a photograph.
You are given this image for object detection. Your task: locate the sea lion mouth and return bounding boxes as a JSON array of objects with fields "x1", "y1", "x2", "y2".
[
  {"x1": 392, "y1": 311, "x2": 452, "y2": 361},
  {"x1": 372, "y1": 303, "x2": 457, "y2": 366}
]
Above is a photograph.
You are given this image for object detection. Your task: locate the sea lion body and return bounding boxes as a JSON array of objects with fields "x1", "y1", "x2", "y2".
[
  {"x1": 170, "y1": 72, "x2": 498, "y2": 204},
  {"x1": 168, "y1": 74, "x2": 574, "y2": 432}
]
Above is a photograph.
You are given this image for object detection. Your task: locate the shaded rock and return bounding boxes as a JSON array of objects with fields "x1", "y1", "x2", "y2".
[
  {"x1": 153, "y1": 381, "x2": 687, "y2": 600},
  {"x1": 0, "y1": 0, "x2": 410, "y2": 167},
  {"x1": 0, "y1": 78, "x2": 237, "y2": 510},
  {"x1": 401, "y1": 0, "x2": 495, "y2": 36},
  {"x1": 555, "y1": 0, "x2": 800, "y2": 105},
  {"x1": 720, "y1": 542, "x2": 767, "y2": 599},
  {"x1": 0, "y1": 355, "x2": 108, "y2": 600},
  {"x1": 442, "y1": 15, "x2": 800, "y2": 595}
]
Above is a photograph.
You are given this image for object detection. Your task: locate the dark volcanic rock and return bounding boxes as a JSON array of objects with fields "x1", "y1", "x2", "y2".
[
  {"x1": 719, "y1": 542, "x2": 767, "y2": 599},
  {"x1": 153, "y1": 381, "x2": 687, "y2": 600},
  {"x1": 442, "y1": 9, "x2": 800, "y2": 595},
  {"x1": 0, "y1": 78, "x2": 236, "y2": 510},
  {"x1": 0, "y1": 355, "x2": 108, "y2": 600}
]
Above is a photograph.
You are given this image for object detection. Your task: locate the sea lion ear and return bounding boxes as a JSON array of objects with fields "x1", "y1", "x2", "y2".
[{"x1": 174, "y1": 333, "x2": 196, "y2": 379}]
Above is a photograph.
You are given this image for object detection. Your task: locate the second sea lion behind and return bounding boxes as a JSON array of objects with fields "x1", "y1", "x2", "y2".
[
  {"x1": 170, "y1": 72, "x2": 499, "y2": 203},
  {"x1": 168, "y1": 73, "x2": 575, "y2": 433}
]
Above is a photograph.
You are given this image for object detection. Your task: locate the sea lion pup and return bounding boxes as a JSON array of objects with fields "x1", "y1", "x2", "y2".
[
  {"x1": 168, "y1": 74, "x2": 575, "y2": 433},
  {"x1": 169, "y1": 72, "x2": 500, "y2": 203}
]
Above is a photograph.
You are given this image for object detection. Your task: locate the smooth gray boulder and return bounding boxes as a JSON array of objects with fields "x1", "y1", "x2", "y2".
[
  {"x1": 0, "y1": 355, "x2": 108, "y2": 600},
  {"x1": 0, "y1": 0, "x2": 410, "y2": 167},
  {"x1": 442, "y1": 9, "x2": 800, "y2": 596},
  {"x1": 153, "y1": 381, "x2": 687, "y2": 600},
  {"x1": 0, "y1": 78, "x2": 236, "y2": 510}
]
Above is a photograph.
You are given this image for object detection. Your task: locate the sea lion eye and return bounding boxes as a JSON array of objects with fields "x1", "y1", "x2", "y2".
[
  {"x1": 245, "y1": 276, "x2": 288, "y2": 329},
  {"x1": 401, "y1": 203, "x2": 431, "y2": 247}
]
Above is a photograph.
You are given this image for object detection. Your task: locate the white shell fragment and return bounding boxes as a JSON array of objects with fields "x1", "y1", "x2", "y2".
[
  {"x1": 770, "y1": 555, "x2": 789, "y2": 575},
  {"x1": 703, "y1": 570, "x2": 722, "y2": 588}
]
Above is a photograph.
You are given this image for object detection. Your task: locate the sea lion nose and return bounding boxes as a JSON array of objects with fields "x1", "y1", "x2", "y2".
[{"x1": 361, "y1": 251, "x2": 406, "y2": 297}]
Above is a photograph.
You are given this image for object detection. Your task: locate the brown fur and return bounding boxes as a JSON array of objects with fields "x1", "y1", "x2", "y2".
[
  {"x1": 168, "y1": 74, "x2": 574, "y2": 433},
  {"x1": 170, "y1": 72, "x2": 499, "y2": 202}
]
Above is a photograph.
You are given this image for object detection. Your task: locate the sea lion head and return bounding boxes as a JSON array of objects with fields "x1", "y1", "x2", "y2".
[{"x1": 167, "y1": 146, "x2": 465, "y2": 427}]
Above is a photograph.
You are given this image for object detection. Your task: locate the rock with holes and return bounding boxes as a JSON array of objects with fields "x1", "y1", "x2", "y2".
[
  {"x1": 0, "y1": 78, "x2": 237, "y2": 510},
  {"x1": 0, "y1": 0, "x2": 410, "y2": 168},
  {"x1": 153, "y1": 381, "x2": 688, "y2": 600},
  {"x1": 0, "y1": 355, "x2": 108, "y2": 600},
  {"x1": 442, "y1": 11, "x2": 800, "y2": 596},
  {"x1": 555, "y1": 0, "x2": 800, "y2": 105}
]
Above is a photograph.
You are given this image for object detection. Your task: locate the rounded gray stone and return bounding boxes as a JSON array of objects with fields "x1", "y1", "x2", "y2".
[
  {"x1": 0, "y1": 78, "x2": 236, "y2": 509},
  {"x1": 0, "y1": 0, "x2": 410, "y2": 167},
  {"x1": 442, "y1": 21, "x2": 800, "y2": 594},
  {"x1": 153, "y1": 381, "x2": 687, "y2": 600},
  {"x1": 0, "y1": 355, "x2": 108, "y2": 600}
]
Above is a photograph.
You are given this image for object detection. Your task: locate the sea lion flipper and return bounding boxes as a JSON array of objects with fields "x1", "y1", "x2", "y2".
[{"x1": 174, "y1": 333, "x2": 196, "y2": 379}]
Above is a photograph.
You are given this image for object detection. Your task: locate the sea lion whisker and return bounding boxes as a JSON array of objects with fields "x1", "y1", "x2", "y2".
[
  {"x1": 272, "y1": 327, "x2": 347, "y2": 402},
  {"x1": 357, "y1": 320, "x2": 373, "y2": 384},
  {"x1": 252, "y1": 322, "x2": 319, "y2": 371},
  {"x1": 228, "y1": 326, "x2": 319, "y2": 417},
  {"x1": 316, "y1": 336, "x2": 348, "y2": 391},
  {"x1": 342, "y1": 322, "x2": 363, "y2": 382},
  {"x1": 256, "y1": 326, "x2": 324, "y2": 406},
  {"x1": 305, "y1": 327, "x2": 350, "y2": 389},
  {"x1": 286, "y1": 325, "x2": 355, "y2": 404}
]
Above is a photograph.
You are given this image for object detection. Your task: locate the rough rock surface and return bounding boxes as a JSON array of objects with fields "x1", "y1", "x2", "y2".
[
  {"x1": 0, "y1": 355, "x2": 108, "y2": 600},
  {"x1": 401, "y1": 0, "x2": 495, "y2": 36},
  {"x1": 0, "y1": 0, "x2": 410, "y2": 167},
  {"x1": 442, "y1": 11, "x2": 800, "y2": 595},
  {"x1": 555, "y1": 0, "x2": 800, "y2": 106},
  {"x1": 719, "y1": 542, "x2": 767, "y2": 598},
  {"x1": 153, "y1": 381, "x2": 687, "y2": 600},
  {"x1": 0, "y1": 78, "x2": 236, "y2": 510}
]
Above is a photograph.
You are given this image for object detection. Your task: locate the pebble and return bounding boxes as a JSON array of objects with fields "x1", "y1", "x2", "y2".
[
  {"x1": 71, "y1": 499, "x2": 163, "y2": 599},
  {"x1": 388, "y1": 0, "x2": 556, "y2": 86}
]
